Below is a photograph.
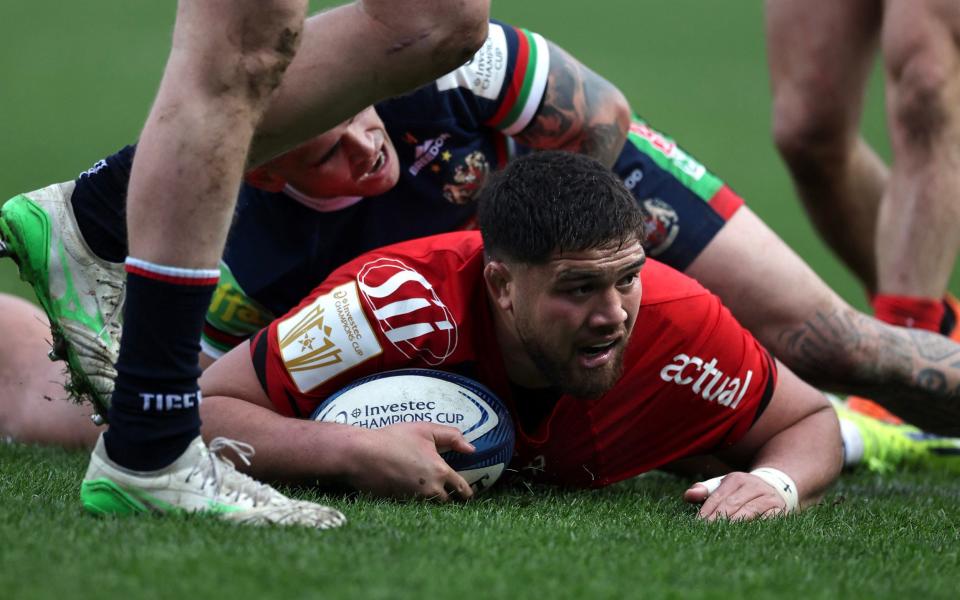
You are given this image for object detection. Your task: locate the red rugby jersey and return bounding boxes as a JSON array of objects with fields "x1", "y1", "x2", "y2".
[{"x1": 251, "y1": 231, "x2": 776, "y2": 487}]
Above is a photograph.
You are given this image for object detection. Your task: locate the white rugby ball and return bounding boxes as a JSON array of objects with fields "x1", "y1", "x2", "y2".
[{"x1": 310, "y1": 369, "x2": 515, "y2": 493}]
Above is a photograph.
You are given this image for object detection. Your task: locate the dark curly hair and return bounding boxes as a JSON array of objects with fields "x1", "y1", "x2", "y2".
[{"x1": 477, "y1": 151, "x2": 646, "y2": 264}]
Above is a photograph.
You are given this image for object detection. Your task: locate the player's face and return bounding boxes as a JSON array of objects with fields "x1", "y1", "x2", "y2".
[
  {"x1": 511, "y1": 239, "x2": 645, "y2": 398},
  {"x1": 265, "y1": 106, "x2": 400, "y2": 197}
]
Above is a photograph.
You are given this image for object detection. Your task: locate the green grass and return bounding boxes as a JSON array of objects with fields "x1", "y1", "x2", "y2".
[
  {"x1": 2, "y1": 1, "x2": 960, "y2": 598},
  {"x1": 2, "y1": 442, "x2": 959, "y2": 600}
]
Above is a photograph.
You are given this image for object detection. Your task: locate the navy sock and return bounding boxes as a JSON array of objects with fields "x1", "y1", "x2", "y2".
[{"x1": 103, "y1": 259, "x2": 219, "y2": 471}]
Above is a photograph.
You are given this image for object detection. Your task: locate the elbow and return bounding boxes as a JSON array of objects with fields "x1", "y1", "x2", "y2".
[
  {"x1": 432, "y1": 3, "x2": 489, "y2": 70},
  {"x1": 804, "y1": 403, "x2": 844, "y2": 507},
  {"x1": 607, "y1": 87, "x2": 632, "y2": 157},
  {"x1": 614, "y1": 89, "x2": 631, "y2": 131}
]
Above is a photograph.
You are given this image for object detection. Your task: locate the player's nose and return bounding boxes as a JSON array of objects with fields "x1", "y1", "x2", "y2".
[
  {"x1": 589, "y1": 287, "x2": 629, "y2": 329},
  {"x1": 344, "y1": 125, "x2": 380, "y2": 177}
]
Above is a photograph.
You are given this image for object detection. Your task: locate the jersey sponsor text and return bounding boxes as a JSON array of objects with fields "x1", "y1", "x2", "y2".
[{"x1": 659, "y1": 353, "x2": 753, "y2": 409}]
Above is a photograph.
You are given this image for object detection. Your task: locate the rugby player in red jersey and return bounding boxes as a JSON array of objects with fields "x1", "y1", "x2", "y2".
[
  {"x1": 7, "y1": 18, "x2": 960, "y2": 438},
  {"x1": 4, "y1": 19, "x2": 960, "y2": 482},
  {"x1": 190, "y1": 152, "x2": 842, "y2": 520}
]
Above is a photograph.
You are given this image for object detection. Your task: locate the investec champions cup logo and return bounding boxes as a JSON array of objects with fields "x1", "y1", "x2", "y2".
[
  {"x1": 277, "y1": 281, "x2": 382, "y2": 393},
  {"x1": 357, "y1": 258, "x2": 458, "y2": 365},
  {"x1": 279, "y1": 305, "x2": 341, "y2": 372}
]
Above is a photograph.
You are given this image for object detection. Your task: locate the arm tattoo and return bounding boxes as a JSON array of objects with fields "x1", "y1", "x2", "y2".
[
  {"x1": 776, "y1": 307, "x2": 960, "y2": 435},
  {"x1": 513, "y1": 42, "x2": 628, "y2": 167}
]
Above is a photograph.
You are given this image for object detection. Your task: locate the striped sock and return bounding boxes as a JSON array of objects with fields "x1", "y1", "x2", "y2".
[{"x1": 103, "y1": 258, "x2": 219, "y2": 470}]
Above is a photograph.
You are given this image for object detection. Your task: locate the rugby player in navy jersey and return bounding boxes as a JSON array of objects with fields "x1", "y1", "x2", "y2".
[
  {"x1": 3, "y1": 18, "x2": 960, "y2": 452},
  {"x1": 0, "y1": 2, "x2": 490, "y2": 524}
]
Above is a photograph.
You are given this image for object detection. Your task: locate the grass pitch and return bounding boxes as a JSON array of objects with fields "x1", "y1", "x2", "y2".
[
  {"x1": 2, "y1": 1, "x2": 960, "y2": 599},
  {"x1": 2, "y1": 443, "x2": 959, "y2": 600}
]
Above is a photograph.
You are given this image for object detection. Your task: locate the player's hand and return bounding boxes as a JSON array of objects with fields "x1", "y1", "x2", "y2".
[
  {"x1": 682, "y1": 471, "x2": 788, "y2": 521},
  {"x1": 343, "y1": 423, "x2": 475, "y2": 502}
]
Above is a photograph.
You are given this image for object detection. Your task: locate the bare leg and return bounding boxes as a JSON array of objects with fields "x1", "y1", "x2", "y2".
[
  {"x1": 108, "y1": 0, "x2": 490, "y2": 470},
  {"x1": 765, "y1": 0, "x2": 886, "y2": 291},
  {"x1": 687, "y1": 208, "x2": 960, "y2": 435},
  {"x1": 126, "y1": 0, "x2": 308, "y2": 270},
  {"x1": 876, "y1": 0, "x2": 960, "y2": 298},
  {"x1": 0, "y1": 294, "x2": 98, "y2": 448}
]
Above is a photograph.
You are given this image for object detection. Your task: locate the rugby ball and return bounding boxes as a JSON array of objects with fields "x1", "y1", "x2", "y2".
[{"x1": 310, "y1": 369, "x2": 515, "y2": 493}]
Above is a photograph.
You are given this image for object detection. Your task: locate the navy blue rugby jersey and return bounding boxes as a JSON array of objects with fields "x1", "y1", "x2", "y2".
[
  {"x1": 72, "y1": 20, "x2": 746, "y2": 359},
  {"x1": 204, "y1": 20, "x2": 552, "y2": 356}
]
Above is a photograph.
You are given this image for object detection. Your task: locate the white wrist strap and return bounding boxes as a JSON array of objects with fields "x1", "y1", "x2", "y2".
[
  {"x1": 750, "y1": 467, "x2": 799, "y2": 513},
  {"x1": 697, "y1": 467, "x2": 799, "y2": 513}
]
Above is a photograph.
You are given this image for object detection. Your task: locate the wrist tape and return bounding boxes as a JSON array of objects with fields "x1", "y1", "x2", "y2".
[{"x1": 698, "y1": 467, "x2": 799, "y2": 513}]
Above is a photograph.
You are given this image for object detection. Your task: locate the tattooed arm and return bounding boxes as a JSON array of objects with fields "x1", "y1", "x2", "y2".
[
  {"x1": 776, "y1": 307, "x2": 960, "y2": 436},
  {"x1": 513, "y1": 42, "x2": 631, "y2": 167}
]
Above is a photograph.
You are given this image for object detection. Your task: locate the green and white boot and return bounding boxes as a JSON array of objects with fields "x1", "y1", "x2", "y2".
[
  {"x1": 82, "y1": 435, "x2": 347, "y2": 528},
  {"x1": 831, "y1": 395, "x2": 960, "y2": 473},
  {"x1": 0, "y1": 181, "x2": 123, "y2": 416}
]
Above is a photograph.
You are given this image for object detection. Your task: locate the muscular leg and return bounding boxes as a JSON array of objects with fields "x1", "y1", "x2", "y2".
[
  {"x1": 109, "y1": 0, "x2": 490, "y2": 469},
  {"x1": 0, "y1": 294, "x2": 99, "y2": 448},
  {"x1": 765, "y1": 0, "x2": 887, "y2": 291},
  {"x1": 876, "y1": 0, "x2": 960, "y2": 298},
  {"x1": 687, "y1": 207, "x2": 960, "y2": 435},
  {"x1": 104, "y1": 0, "x2": 309, "y2": 471}
]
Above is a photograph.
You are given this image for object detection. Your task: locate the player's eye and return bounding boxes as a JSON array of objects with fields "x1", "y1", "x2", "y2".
[
  {"x1": 616, "y1": 273, "x2": 638, "y2": 289},
  {"x1": 562, "y1": 283, "x2": 594, "y2": 297},
  {"x1": 313, "y1": 140, "x2": 342, "y2": 166}
]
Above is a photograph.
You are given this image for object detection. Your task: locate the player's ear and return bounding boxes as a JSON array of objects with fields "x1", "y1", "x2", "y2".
[
  {"x1": 244, "y1": 166, "x2": 287, "y2": 192},
  {"x1": 483, "y1": 260, "x2": 514, "y2": 311}
]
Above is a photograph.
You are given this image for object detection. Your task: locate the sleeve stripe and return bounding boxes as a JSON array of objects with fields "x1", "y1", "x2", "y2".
[
  {"x1": 485, "y1": 28, "x2": 530, "y2": 129},
  {"x1": 486, "y1": 28, "x2": 551, "y2": 135},
  {"x1": 750, "y1": 350, "x2": 777, "y2": 427},
  {"x1": 200, "y1": 337, "x2": 228, "y2": 359}
]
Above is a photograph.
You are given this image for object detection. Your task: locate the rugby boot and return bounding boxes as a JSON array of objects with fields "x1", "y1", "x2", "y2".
[
  {"x1": 82, "y1": 434, "x2": 347, "y2": 528},
  {"x1": 0, "y1": 181, "x2": 123, "y2": 416},
  {"x1": 845, "y1": 395, "x2": 903, "y2": 425},
  {"x1": 833, "y1": 397, "x2": 960, "y2": 473}
]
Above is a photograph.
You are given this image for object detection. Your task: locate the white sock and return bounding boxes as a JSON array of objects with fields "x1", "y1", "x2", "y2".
[{"x1": 839, "y1": 418, "x2": 864, "y2": 467}]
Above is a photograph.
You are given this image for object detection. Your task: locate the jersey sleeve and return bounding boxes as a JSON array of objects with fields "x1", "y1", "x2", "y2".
[
  {"x1": 250, "y1": 233, "x2": 485, "y2": 418},
  {"x1": 201, "y1": 261, "x2": 275, "y2": 359},
  {"x1": 432, "y1": 19, "x2": 551, "y2": 135}
]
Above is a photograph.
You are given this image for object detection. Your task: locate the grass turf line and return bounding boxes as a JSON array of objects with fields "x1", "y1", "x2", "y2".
[{"x1": 2, "y1": 443, "x2": 959, "y2": 600}]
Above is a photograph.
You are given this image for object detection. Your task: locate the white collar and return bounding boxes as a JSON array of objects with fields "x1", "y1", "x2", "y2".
[{"x1": 283, "y1": 184, "x2": 363, "y2": 212}]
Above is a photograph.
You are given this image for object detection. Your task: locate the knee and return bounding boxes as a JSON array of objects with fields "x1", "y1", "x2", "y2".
[
  {"x1": 192, "y1": 0, "x2": 307, "y2": 107},
  {"x1": 771, "y1": 89, "x2": 854, "y2": 172},
  {"x1": 888, "y1": 48, "x2": 953, "y2": 148},
  {"x1": 231, "y1": 1, "x2": 307, "y2": 103}
]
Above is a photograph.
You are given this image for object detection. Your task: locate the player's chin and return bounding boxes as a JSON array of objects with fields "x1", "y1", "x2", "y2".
[{"x1": 563, "y1": 358, "x2": 623, "y2": 399}]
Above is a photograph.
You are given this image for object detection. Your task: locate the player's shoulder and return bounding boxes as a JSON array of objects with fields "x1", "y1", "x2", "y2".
[
  {"x1": 630, "y1": 259, "x2": 731, "y2": 351},
  {"x1": 372, "y1": 231, "x2": 482, "y2": 261},
  {"x1": 639, "y1": 259, "x2": 712, "y2": 306},
  {"x1": 333, "y1": 231, "x2": 484, "y2": 281}
]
